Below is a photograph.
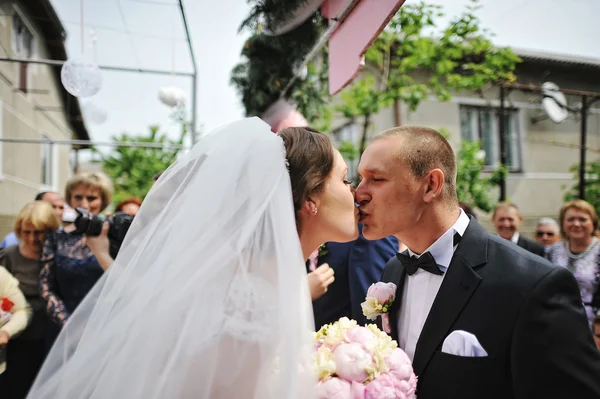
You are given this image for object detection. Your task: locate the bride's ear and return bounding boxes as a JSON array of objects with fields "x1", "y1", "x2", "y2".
[{"x1": 302, "y1": 197, "x2": 319, "y2": 216}]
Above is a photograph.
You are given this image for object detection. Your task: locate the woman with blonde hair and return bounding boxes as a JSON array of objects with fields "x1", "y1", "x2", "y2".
[
  {"x1": 40, "y1": 172, "x2": 114, "y2": 338},
  {"x1": 546, "y1": 199, "x2": 600, "y2": 326},
  {"x1": 0, "y1": 267, "x2": 31, "y2": 373},
  {"x1": 0, "y1": 200, "x2": 59, "y2": 398}
]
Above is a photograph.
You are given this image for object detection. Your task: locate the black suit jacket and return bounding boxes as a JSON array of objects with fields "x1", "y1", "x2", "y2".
[
  {"x1": 516, "y1": 234, "x2": 545, "y2": 257},
  {"x1": 381, "y1": 218, "x2": 600, "y2": 399}
]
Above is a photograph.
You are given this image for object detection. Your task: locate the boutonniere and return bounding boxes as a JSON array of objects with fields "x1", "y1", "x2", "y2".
[
  {"x1": 318, "y1": 243, "x2": 328, "y2": 258},
  {"x1": 361, "y1": 282, "x2": 397, "y2": 333}
]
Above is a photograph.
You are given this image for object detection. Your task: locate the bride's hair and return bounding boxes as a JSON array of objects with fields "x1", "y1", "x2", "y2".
[{"x1": 278, "y1": 127, "x2": 334, "y2": 213}]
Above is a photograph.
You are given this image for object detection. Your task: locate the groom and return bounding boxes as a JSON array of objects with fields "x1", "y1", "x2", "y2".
[{"x1": 355, "y1": 126, "x2": 600, "y2": 398}]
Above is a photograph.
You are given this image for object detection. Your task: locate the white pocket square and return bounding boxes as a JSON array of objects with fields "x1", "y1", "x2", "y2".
[{"x1": 441, "y1": 330, "x2": 488, "y2": 357}]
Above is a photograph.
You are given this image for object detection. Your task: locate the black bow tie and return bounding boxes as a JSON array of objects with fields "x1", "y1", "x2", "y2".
[{"x1": 397, "y1": 233, "x2": 462, "y2": 276}]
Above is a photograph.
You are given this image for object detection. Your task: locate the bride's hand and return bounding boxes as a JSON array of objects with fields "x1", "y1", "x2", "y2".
[{"x1": 308, "y1": 263, "x2": 335, "y2": 300}]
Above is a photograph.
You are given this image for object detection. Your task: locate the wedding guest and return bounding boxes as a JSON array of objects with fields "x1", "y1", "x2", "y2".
[
  {"x1": 492, "y1": 202, "x2": 544, "y2": 256},
  {"x1": 115, "y1": 197, "x2": 142, "y2": 217},
  {"x1": 0, "y1": 201, "x2": 59, "y2": 397},
  {"x1": 535, "y1": 217, "x2": 561, "y2": 247},
  {"x1": 546, "y1": 200, "x2": 600, "y2": 326},
  {"x1": 40, "y1": 172, "x2": 114, "y2": 338},
  {"x1": 1, "y1": 192, "x2": 65, "y2": 249},
  {"x1": 0, "y1": 266, "x2": 32, "y2": 394},
  {"x1": 308, "y1": 223, "x2": 398, "y2": 328}
]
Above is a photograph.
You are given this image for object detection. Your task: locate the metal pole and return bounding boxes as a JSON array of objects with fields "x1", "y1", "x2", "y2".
[
  {"x1": 498, "y1": 85, "x2": 507, "y2": 201},
  {"x1": 74, "y1": 149, "x2": 80, "y2": 174},
  {"x1": 0, "y1": 137, "x2": 187, "y2": 150},
  {"x1": 191, "y1": 73, "x2": 198, "y2": 145},
  {"x1": 178, "y1": 0, "x2": 199, "y2": 145},
  {"x1": 0, "y1": 56, "x2": 194, "y2": 76},
  {"x1": 579, "y1": 95, "x2": 588, "y2": 200}
]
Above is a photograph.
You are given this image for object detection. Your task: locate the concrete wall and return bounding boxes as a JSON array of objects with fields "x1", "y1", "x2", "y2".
[{"x1": 0, "y1": 3, "x2": 77, "y2": 238}]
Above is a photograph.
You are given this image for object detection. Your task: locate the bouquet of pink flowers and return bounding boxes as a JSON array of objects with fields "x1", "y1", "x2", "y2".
[{"x1": 314, "y1": 317, "x2": 417, "y2": 399}]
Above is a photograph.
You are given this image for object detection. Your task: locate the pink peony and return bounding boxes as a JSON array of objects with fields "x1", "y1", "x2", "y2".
[
  {"x1": 333, "y1": 343, "x2": 373, "y2": 382},
  {"x1": 366, "y1": 282, "x2": 397, "y2": 305},
  {"x1": 390, "y1": 372, "x2": 417, "y2": 399},
  {"x1": 386, "y1": 349, "x2": 417, "y2": 397},
  {"x1": 386, "y1": 348, "x2": 411, "y2": 371},
  {"x1": 350, "y1": 381, "x2": 366, "y2": 399},
  {"x1": 364, "y1": 373, "x2": 401, "y2": 399},
  {"x1": 317, "y1": 377, "x2": 352, "y2": 399},
  {"x1": 344, "y1": 326, "x2": 376, "y2": 347}
]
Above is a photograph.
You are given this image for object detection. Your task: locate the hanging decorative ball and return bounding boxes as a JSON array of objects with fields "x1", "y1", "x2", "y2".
[
  {"x1": 61, "y1": 56, "x2": 103, "y2": 98},
  {"x1": 158, "y1": 86, "x2": 187, "y2": 108},
  {"x1": 81, "y1": 101, "x2": 108, "y2": 125}
]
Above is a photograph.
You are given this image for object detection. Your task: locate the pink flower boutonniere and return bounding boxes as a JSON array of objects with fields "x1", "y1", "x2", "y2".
[{"x1": 361, "y1": 282, "x2": 397, "y2": 333}]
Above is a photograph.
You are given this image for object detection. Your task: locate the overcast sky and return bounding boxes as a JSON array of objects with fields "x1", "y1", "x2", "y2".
[{"x1": 49, "y1": 0, "x2": 600, "y2": 149}]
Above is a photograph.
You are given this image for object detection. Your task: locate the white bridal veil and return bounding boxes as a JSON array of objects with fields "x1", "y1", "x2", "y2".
[{"x1": 27, "y1": 117, "x2": 316, "y2": 398}]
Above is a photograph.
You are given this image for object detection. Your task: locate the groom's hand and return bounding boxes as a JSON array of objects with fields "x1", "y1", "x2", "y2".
[{"x1": 308, "y1": 263, "x2": 335, "y2": 301}]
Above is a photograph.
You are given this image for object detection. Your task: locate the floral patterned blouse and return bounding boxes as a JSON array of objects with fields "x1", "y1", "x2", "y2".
[
  {"x1": 39, "y1": 230, "x2": 104, "y2": 327},
  {"x1": 545, "y1": 238, "x2": 600, "y2": 325}
]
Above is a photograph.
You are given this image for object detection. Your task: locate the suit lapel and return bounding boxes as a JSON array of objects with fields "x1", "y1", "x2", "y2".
[
  {"x1": 411, "y1": 218, "x2": 488, "y2": 377},
  {"x1": 381, "y1": 256, "x2": 406, "y2": 342}
]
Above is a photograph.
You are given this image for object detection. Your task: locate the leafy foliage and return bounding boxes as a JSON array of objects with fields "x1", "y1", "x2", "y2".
[
  {"x1": 337, "y1": 0, "x2": 521, "y2": 143},
  {"x1": 102, "y1": 111, "x2": 187, "y2": 205},
  {"x1": 231, "y1": 11, "x2": 329, "y2": 123},
  {"x1": 564, "y1": 162, "x2": 600, "y2": 216},
  {"x1": 239, "y1": 0, "x2": 310, "y2": 34},
  {"x1": 455, "y1": 139, "x2": 507, "y2": 213},
  {"x1": 331, "y1": 0, "x2": 518, "y2": 207},
  {"x1": 365, "y1": 0, "x2": 521, "y2": 111},
  {"x1": 338, "y1": 140, "x2": 359, "y2": 162}
]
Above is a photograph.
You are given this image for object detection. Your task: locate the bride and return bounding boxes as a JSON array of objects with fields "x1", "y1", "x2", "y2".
[{"x1": 27, "y1": 118, "x2": 359, "y2": 398}]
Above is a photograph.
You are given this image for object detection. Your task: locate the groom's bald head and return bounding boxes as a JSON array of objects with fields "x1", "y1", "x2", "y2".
[{"x1": 374, "y1": 126, "x2": 458, "y2": 204}]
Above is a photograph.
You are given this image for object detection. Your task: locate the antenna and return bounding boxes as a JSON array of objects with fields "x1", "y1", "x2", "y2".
[{"x1": 541, "y1": 82, "x2": 568, "y2": 123}]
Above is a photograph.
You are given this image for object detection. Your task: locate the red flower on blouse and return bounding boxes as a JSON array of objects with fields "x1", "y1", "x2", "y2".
[{"x1": 1, "y1": 297, "x2": 14, "y2": 312}]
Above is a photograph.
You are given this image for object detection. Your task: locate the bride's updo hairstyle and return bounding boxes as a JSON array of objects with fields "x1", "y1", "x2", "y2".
[{"x1": 278, "y1": 127, "x2": 335, "y2": 214}]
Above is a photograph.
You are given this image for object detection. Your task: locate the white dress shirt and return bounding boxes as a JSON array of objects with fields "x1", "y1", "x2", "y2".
[
  {"x1": 397, "y1": 210, "x2": 471, "y2": 361},
  {"x1": 511, "y1": 232, "x2": 520, "y2": 244}
]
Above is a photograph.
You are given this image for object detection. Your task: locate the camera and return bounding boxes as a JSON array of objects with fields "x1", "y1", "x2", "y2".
[{"x1": 73, "y1": 208, "x2": 134, "y2": 259}]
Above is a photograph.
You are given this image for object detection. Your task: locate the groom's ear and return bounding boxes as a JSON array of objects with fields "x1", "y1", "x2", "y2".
[{"x1": 423, "y1": 169, "x2": 445, "y2": 203}]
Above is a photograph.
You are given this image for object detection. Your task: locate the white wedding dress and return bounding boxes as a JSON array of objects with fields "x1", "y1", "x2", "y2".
[{"x1": 27, "y1": 118, "x2": 317, "y2": 398}]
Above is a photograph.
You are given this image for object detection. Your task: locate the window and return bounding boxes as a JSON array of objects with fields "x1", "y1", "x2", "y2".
[
  {"x1": 40, "y1": 135, "x2": 55, "y2": 188},
  {"x1": 12, "y1": 13, "x2": 35, "y2": 92},
  {"x1": 460, "y1": 105, "x2": 522, "y2": 171}
]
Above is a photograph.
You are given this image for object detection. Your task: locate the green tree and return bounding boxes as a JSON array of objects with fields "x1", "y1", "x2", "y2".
[
  {"x1": 455, "y1": 139, "x2": 507, "y2": 212},
  {"x1": 101, "y1": 111, "x2": 187, "y2": 205},
  {"x1": 564, "y1": 162, "x2": 600, "y2": 215},
  {"x1": 336, "y1": 76, "x2": 390, "y2": 155},
  {"x1": 334, "y1": 0, "x2": 520, "y2": 160}
]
